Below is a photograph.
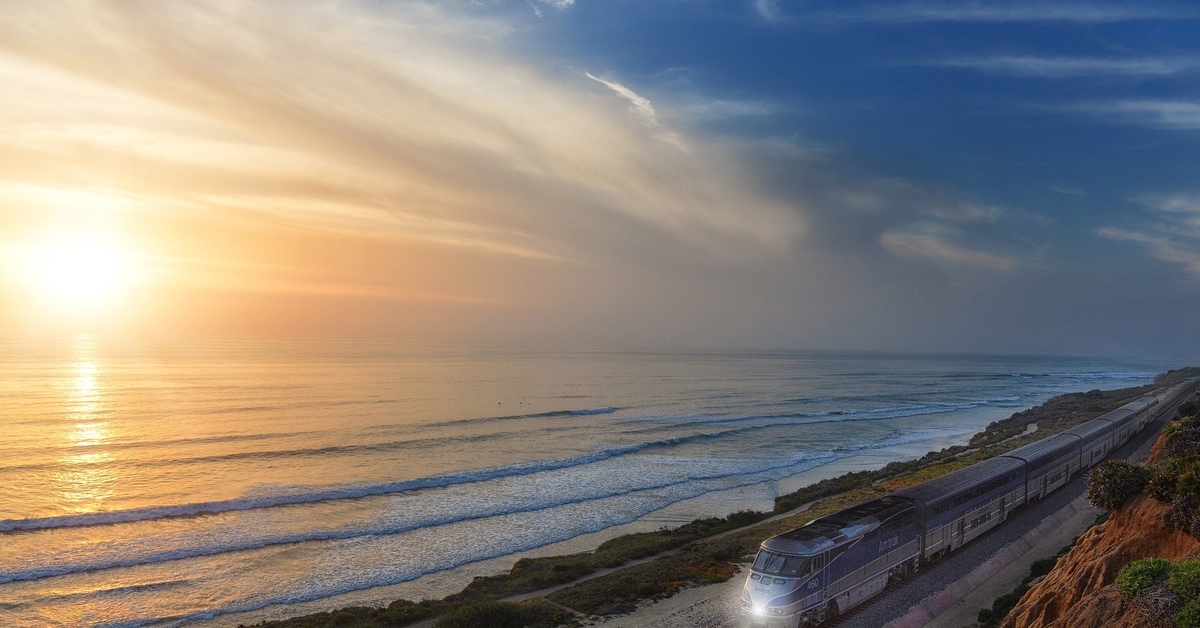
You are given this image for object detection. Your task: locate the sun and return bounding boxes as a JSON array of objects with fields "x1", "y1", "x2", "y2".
[{"x1": 19, "y1": 232, "x2": 134, "y2": 313}]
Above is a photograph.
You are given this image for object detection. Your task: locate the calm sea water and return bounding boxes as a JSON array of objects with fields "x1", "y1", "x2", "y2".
[{"x1": 0, "y1": 338, "x2": 1170, "y2": 627}]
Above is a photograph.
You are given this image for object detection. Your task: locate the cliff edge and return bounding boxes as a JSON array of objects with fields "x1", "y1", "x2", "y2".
[{"x1": 1000, "y1": 429, "x2": 1200, "y2": 628}]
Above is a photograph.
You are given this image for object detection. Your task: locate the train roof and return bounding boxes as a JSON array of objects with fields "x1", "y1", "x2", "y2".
[
  {"x1": 1063, "y1": 418, "x2": 1112, "y2": 440},
  {"x1": 1001, "y1": 433, "x2": 1078, "y2": 465},
  {"x1": 894, "y1": 455, "x2": 1023, "y2": 507},
  {"x1": 761, "y1": 496, "x2": 913, "y2": 556},
  {"x1": 1133, "y1": 394, "x2": 1159, "y2": 407},
  {"x1": 1096, "y1": 407, "x2": 1135, "y2": 426}
]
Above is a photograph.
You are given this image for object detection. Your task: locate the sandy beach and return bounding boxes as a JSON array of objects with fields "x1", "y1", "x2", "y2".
[{"x1": 585, "y1": 570, "x2": 746, "y2": 628}]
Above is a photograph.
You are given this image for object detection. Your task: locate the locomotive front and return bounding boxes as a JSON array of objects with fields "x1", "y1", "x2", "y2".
[
  {"x1": 740, "y1": 497, "x2": 919, "y2": 628},
  {"x1": 740, "y1": 523, "x2": 838, "y2": 628}
]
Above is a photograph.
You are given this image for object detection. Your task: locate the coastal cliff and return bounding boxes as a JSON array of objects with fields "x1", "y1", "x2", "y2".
[{"x1": 1001, "y1": 423, "x2": 1200, "y2": 627}]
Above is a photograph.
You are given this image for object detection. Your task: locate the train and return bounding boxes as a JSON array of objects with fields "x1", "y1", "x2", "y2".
[{"x1": 739, "y1": 379, "x2": 1199, "y2": 628}]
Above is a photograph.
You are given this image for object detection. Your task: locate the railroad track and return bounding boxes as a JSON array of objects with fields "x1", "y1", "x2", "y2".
[{"x1": 833, "y1": 398, "x2": 1186, "y2": 628}]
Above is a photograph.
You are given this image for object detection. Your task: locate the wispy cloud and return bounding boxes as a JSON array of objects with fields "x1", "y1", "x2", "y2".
[
  {"x1": 925, "y1": 55, "x2": 1200, "y2": 78},
  {"x1": 585, "y1": 73, "x2": 660, "y2": 126},
  {"x1": 1071, "y1": 100, "x2": 1200, "y2": 129},
  {"x1": 0, "y1": 1, "x2": 799, "y2": 264},
  {"x1": 1048, "y1": 185, "x2": 1089, "y2": 196},
  {"x1": 1097, "y1": 192, "x2": 1200, "y2": 276},
  {"x1": 528, "y1": 0, "x2": 575, "y2": 18},
  {"x1": 0, "y1": 0, "x2": 820, "y2": 340},
  {"x1": 818, "y1": 2, "x2": 1198, "y2": 24},
  {"x1": 585, "y1": 72, "x2": 688, "y2": 150},
  {"x1": 1097, "y1": 228, "x2": 1200, "y2": 274},
  {"x1": 754, "y1": 0, "x2": 782, "y2": 21},
  {"x1": 880, "y1": 230, "x2": 1016, "y2": 271},
  {"x1": 836, "y1": 178, "x2": 1004, "y2": 222},
  {"x1": 1127, "y1": 193, "x2": 1200, "y2": 237},
  {"x1": 1133, "y1": 193, "x2": 1200, "y2": 215}
]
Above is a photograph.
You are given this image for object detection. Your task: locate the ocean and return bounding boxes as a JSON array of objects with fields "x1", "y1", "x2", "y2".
[{"x1": 0, "y1": 338, "x2": 1171, "y2": 627}]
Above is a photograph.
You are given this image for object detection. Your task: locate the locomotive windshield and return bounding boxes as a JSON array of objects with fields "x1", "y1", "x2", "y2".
[{"x1": 751, "y1": 550, "x2": 810, "y2": 577}]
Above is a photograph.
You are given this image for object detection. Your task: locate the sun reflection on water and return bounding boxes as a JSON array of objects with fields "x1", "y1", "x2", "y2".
[{"x1": 55, "y1": 338, "x2": 118, "y2": 513}]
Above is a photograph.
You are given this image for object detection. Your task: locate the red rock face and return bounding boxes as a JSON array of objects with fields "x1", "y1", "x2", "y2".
[{"x1": 1001, "y1": 435, "x2": 1200, "y2": 628}]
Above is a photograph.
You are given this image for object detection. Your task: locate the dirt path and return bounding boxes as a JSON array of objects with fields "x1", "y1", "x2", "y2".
[{"x1": 584, "y1": 570, "x2": 745, "y2": 628}]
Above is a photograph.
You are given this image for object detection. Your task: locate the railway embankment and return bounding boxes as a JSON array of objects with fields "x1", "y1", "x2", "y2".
[{"x1": 995, "y1": 401, "x2": 1200, "y2": 628}]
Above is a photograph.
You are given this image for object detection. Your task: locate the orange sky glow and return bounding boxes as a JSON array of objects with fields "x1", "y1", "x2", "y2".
[
  {"x1": 0, "y1": 2, "x2": 803, "y2": 346},
  {"x1": 6, "y1": 1, "x2": 1199, "y2": 358}
]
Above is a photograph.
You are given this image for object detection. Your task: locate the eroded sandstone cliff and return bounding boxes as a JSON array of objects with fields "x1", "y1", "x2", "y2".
[{"x1": 1001, "y1": 433, "x2": 1200, "y2": 628}]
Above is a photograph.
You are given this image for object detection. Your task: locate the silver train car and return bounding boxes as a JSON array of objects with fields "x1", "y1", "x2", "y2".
[{"x1": 740, "y1": 379, "x2": 1198, "y2": 628}]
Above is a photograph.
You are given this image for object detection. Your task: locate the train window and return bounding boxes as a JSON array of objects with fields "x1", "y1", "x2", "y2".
[
  {"x1": 803, "y1": 555, "x2": 826, "y2": 577},
  {"x1": 752, "y1": 550, "x2": 810, "y2": 577}
]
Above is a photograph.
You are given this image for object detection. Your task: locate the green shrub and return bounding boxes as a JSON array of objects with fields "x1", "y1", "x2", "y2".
[
  {"x1": 1118, "y1": 558, "x2": 1173, "y2": 598},
  {"x1": 1148, "y1": 469, "x2": 1182, "y2": 503},
  {"x1": 431, "y1": 600, "x2": 574, "y2": 628},
  {"x1": 1177, "y1": 597, "x2": 1200, "y2": 628},
  {"x1": 1181, "y1": 466, "x2": 1200, "y2": 496},
  {"x1": 1086, "y1": 460, "x2": 1150, "y2": 511},
  {"x1": 1028, "y1": 555, "x2": 1060, "y2": 580},
  {"x1": 978, "y1": 542, "x2": 1073, "y2": 628},
  {"x1": 977, "y1": 589, "x2": 1024, "y2": 628},
  {"x1": 1164, "y1": 424, "x2": 1200, "y2": 460},
  {"x1": 1169, "y1": 560, "x2": 1200, "y2": 600},
  {"x1": 1166, "y1": 496, "x2": 1198, "y2": 532}
]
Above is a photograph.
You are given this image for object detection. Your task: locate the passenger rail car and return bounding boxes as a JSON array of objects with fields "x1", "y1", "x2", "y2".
[
  {"x1": 1003, "y1": 434, "x2": 1080, "y2": 502},
  {"x1": 896, "y1": 456, "x2": 1024, "y2": 561},
  {"x1": 741, "y1": 379, "x2": 1199, "y2": 628}
]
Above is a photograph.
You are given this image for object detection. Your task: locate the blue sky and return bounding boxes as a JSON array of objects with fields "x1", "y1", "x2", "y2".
[
  {"x1": 511, "y1": 0, "x2": 1200, "y2": 356},
  {"x1": 0, "y1": 1, "x2": 1198, "y2": 358},
  {"x1": 536, "y1": 0, "x2": 1200, "y2": 239}
]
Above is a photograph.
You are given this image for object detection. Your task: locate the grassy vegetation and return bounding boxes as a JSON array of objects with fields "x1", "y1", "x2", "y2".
[
  {"x1": 549, "y1": 483, "x2": 899, "y2": 614},
  {"x1": 242, "y1": 510, "x2": 771, "y2": 628},
  {"x1": 431, "y1": 599, "x2": 578, "y2": 628},
  {"x1": 1118, "y1": 557, "x2": 1173, "y2": 597},
  {"x1": 447, "y1": 509, "x2": 771, "y2": 602},
  {"x1": 1118, "y1": 557, "x2": 1200, "y2": 626},
  {"x1": 247, "y1": 373, "x2": 1198, "y2": 628}
]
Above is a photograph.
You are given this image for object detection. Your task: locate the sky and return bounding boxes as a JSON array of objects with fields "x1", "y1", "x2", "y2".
[{"x1": 1, "y1": 0, "x2": 1199, "y2": 358}]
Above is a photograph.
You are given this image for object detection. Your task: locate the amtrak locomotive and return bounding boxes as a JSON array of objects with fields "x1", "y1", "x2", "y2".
[{"x1": 740, "y1": 379, "x2": 1199, "y2": 627}]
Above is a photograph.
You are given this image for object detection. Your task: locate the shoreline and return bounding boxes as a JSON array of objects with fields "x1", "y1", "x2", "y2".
[
  {"x1": 581, "y1": 377, "x2": 1187, "y2": 628},
  {"x1": 220, "y1": 413, "x2": 988, "y2": 626},
  {"x1": 223, "y1": 422, "x2": 984, "y2": 626},
  {"x1": 245, "y1": 372, "x2": 1198, "y2": 628}
]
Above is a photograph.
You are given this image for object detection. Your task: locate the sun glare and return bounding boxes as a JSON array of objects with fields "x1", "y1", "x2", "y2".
[{"x1": 19, "y1": 233, "x2": 134, "y2": 313}]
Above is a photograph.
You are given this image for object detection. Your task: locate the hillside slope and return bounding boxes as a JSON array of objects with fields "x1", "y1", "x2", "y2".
[{"x1": 1001, "y1": 432, "x2": 1200, "y2": 627}]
